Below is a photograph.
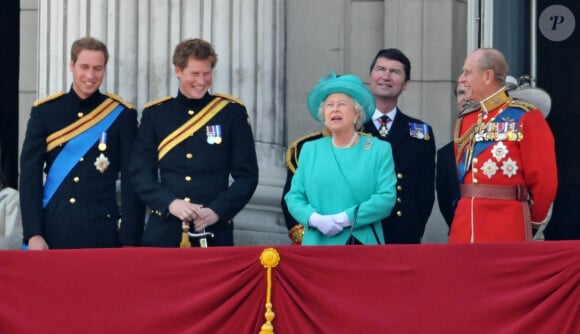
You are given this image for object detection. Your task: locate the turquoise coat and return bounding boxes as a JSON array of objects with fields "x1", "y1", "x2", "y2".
[{"x1": 285, "y1": 135, "x2": 396, "y2": 245}]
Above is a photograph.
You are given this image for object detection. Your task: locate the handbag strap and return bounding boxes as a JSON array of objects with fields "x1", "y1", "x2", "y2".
[
  {"x1": 346, "y1": 206, "x2": 359, "y2": 244},
  {"x1": 330, "y1": 143, "x2": 381, "y2": 245}
]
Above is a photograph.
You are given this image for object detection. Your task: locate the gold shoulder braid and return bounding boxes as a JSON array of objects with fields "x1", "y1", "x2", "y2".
[
  {"x1": 285, "y1": 129, "x2": 329, "y2": 173},
  {"x1": 33, "y1": 91, "x2": 65, "y2": 107},
  {"x1": 213, "y1": 92, "x2": 245, "y2": 106},
  {"x1": 105, "y1": 92, "x2": 133, "y2": 109},
  {"x1": 508, "y1": 99, "x2": 535, "y2": 112},
  {"x1": 143, "y1": 96, "x2": 173, "y2": 109}
]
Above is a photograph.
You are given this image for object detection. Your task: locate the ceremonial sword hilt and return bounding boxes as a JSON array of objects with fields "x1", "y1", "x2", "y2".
[{"x1": 188, "y1": 230, "x2": 215, "y2": 248}]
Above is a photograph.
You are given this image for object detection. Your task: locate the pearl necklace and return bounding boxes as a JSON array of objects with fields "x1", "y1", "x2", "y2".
[{"x1": 332, "y1": 132, "x2": 359, "y2": 148}]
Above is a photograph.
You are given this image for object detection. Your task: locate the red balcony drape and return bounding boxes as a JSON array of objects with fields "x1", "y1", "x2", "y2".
[{"x1": 0, "y1": 242, "x2": 578, "y2": 333}]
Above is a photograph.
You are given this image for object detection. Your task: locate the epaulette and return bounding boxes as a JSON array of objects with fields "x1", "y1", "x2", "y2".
[
  {"x1": 213, "y1": 92, "x2": 245, "y2": 106},
  {"x1": 508, "y1": 98, "x2": 535, "y2": 112},
  {"x1": 143, "y1": 96, "x2": 173, "y2": 109},
  {"x1": 33, "y1": 91, "x2": 65, "y2": 107},
  {"x1": 105, "y1": 92, "x2": 134, "y2": 109},
  {"x1": 458, "y1": 101, "x2": 481, "y2": 118},
  {"x1": 285, "y1": 130, "x2": 329, "y2": 173}
]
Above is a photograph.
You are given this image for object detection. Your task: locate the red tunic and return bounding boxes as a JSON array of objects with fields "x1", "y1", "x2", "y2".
[{"x1": 449, "y1": 90, "x2": 558, "y2": 243}]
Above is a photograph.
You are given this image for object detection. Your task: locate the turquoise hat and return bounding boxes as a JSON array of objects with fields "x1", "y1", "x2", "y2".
[{"x1": 307, "y1": 72, "x2": 376, "y2": 123}]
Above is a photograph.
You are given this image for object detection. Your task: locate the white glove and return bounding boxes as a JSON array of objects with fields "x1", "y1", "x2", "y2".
[
  {"x1": 309, "y1": 212, "x2": 344, "y2": 236},
  {"x1": 330, "y1": 211, "x2": 351, "y2": 227}
]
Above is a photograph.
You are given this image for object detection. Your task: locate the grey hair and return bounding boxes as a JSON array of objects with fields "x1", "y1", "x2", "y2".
[
  {"x1": 476, "y1": 48, "x2": 508, "y2": 85},
  {"x1": 317, "y1": 96, "x2": 367, "y2": 130}
]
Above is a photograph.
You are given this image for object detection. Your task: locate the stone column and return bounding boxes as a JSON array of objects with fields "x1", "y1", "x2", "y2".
[{"x1": 37, "y1": 0, "x2": 289, "y2": 245}]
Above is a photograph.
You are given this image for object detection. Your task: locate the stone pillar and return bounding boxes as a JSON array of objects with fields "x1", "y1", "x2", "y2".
[{"x1": 36, "y1": 0, "x2": 289, "y2": 245}]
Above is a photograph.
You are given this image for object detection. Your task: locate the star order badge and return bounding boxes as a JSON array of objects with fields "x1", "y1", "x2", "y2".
[
  {"x1": 379, "y1": 126, "x2": 388, "y2": 137},
  {"x1": 94, "y1": 153, "x2": 110, "y2": 173}
]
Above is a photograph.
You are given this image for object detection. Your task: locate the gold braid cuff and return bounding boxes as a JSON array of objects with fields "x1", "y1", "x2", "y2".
[{"x1": 288, "y1": 224, "x2": 304, "y2": 245}]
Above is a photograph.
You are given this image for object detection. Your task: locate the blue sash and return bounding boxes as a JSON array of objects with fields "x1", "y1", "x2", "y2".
[
  {"x1": 457, "y1": 107, "x2": 525, "y2": 182},
  {"x1": 42, "y1": 104, "x2": 125, "y2": 208}
]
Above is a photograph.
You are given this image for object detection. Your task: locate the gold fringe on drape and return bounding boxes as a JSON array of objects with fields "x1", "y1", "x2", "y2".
[{"x1": 259, "y1": 248, "x2": 280, "y2": 334}]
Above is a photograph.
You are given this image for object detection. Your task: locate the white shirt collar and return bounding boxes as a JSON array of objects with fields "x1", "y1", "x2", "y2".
[{"x1": 372, "y1": 107, "x2": 397, "y2": 130}]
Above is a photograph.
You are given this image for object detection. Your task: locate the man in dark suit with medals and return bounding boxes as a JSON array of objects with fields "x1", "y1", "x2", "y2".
[
  {"x1": 363, "y1": 48, "x2": 436, "y2": 243},
  {"x1": 20, "y1": 37, "x2": 145, "y2": 249},
  {"x1": 130, "y1": 38, "x2": 258, "y2": 247}
]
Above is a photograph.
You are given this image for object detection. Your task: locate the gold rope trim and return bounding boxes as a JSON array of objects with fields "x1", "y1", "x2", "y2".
[
  {"x1": 33, "y1": 91, "x2": 65, "y2": 107},
  {"x1": 105, "y1": 92, "x2": 134, "y2": 109},
  {"x1": 143, "y1": 96, "x2": 172, "y2": 109},
  {"x1": 285, "y1": 129, "x2": 330, "y2": 173},
  {"x1": 259, "y1": 248, "x2": 280, "y2": 334},
  {"x1": 213, "y1": 92, "x2": 245, "y2": 106},
  {"x1": 453, "y1": 119, "x2": 476, "y2": 165}
]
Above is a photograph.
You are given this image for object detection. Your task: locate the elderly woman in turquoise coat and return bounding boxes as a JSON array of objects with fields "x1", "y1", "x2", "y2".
[{"x1": 285, "y1": 73, "x2": 397, "y2": 245}]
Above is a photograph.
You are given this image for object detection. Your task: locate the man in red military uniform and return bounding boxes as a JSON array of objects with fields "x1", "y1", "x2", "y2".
[{"x1": 450, "y1": 48, "x2": 557, "y2": 243}]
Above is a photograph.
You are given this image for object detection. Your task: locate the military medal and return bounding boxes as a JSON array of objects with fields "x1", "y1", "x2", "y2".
[
  {"x1": 501, "y1": 158, "x2": 518, "y2": 178},
  {"x1": 409, "y1": 122, "x2": 429, "y2": 140},
  {"x1": 214, "y1": 125, "x2": 222, "y2": 144},
  {"x1": 98, "y1": 132, "x2": 107, "y2": 151},
  {"x1": 422, "y1": 123, "x2": 430, "y2": 140},
  {"x1": 491, "y1": 141, "x2": 508, "y2": 161},
  {"x1": 206, "y1": 125, "x2": 216, "y2": 144},
  {"x1": 378, "y1": 115, "x2": 389, "y2": 136},
  {"x1": 379, "y1": 126, "x2": 388, "y2": 137},
  {"x1": 482, "y1": 159, "x2": 499, "y2": 178},
  {"x1": 94, "y1": 153, "x2": 110, "y2": 173}
]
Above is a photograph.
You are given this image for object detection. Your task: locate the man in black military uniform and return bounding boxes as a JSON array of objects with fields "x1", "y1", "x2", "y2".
[
  {"x1": 363, "y1": 48, "x2": 436, "y2": 243},
  {"x1": 130, "y1": 38, "x2": 259, "y2": 247},
  {"x1": 20, "y1": 37, "x2": 145, "y2": 249},
  {"x1": 436, "y1": 82, "x2": 470, "y2": 230},
  {"x1": 281, "y1": 130, "x2": 328, "y2": 245}
]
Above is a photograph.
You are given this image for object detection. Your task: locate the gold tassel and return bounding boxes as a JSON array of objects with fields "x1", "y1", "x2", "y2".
[
  {"x1": 180, "y1": 222, "x2": 191, "y2": 248},
  {"x1": 259, "y1": 248, "x2": 280, "y2": 334}
]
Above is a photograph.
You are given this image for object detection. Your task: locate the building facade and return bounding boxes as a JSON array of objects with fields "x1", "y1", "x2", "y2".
[{"x1": 16, "y1": 0, "x2": 578, "y2": 244}]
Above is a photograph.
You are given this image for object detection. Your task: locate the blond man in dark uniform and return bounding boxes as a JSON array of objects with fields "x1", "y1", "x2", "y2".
[
  {"x1": 20, "y1": 37, "x2": 145, "y2": 249},
  {"x1": 130, "y1": 38, "x2": 258, "y2": 247}
]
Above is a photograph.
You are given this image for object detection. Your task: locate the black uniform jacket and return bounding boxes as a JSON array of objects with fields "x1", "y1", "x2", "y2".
[
  {"x1": 20, "y1": 89, "x2": 145, "y2": 248},
  {"x1": 281, "y1": 131, "x2": 326, "y2": 231},
  {"x1": 435, "y1": 141, "x2": 459, "y2": 230},
  {"x1": 130, "y1": 91, "x2": 259, "y2": 247},
  {"x1": 363, "y1": 109, "x2": 435, "y2": 243}
]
